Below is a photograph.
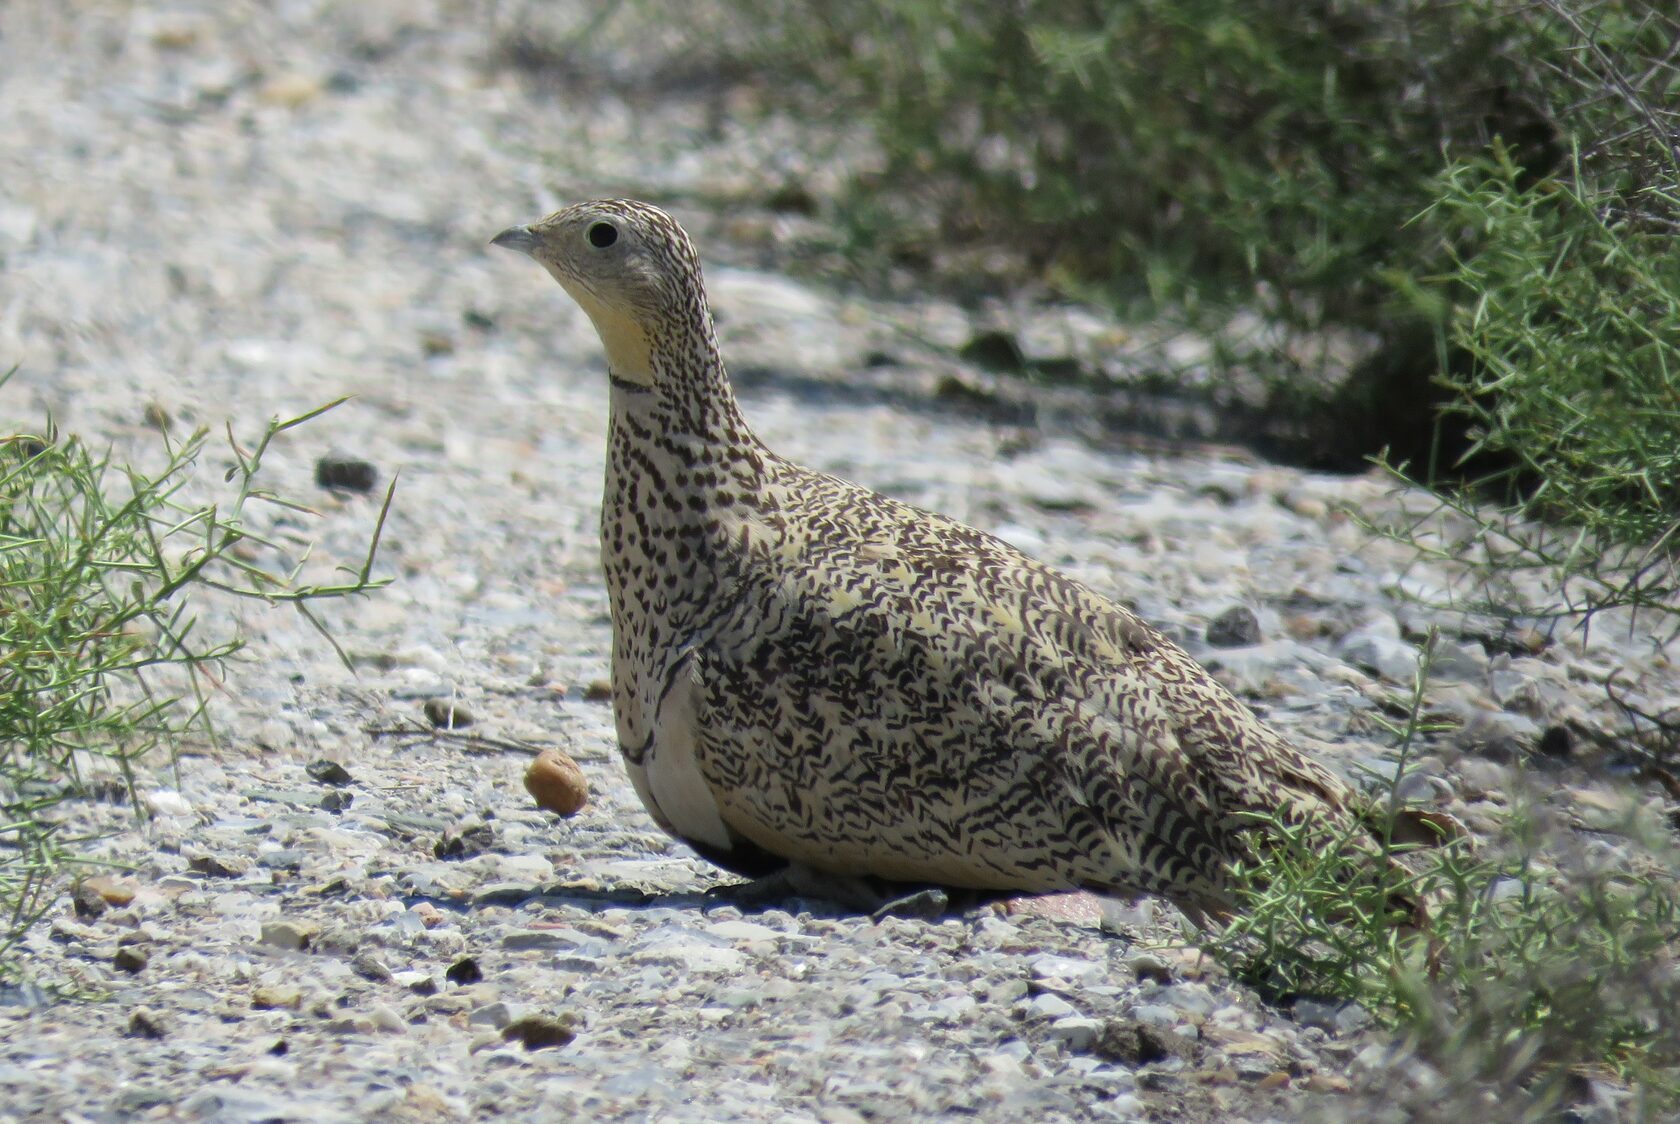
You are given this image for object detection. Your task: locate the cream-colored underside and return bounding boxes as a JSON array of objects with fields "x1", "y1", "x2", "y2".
[{"x1": 637, "y1": 662, "x2": 733, "y2": 852}]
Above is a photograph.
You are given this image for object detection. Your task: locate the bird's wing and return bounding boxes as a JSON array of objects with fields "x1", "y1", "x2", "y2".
[{"x1": 679, "y1": 491, "x2": 1241, "y2": 903}]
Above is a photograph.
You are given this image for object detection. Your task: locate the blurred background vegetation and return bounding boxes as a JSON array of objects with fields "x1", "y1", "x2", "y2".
[
  {"x1": 716, "y1": 0, "x2": 1678, "y2": 484},
  {"x1": 516, "y1": 0, "x2": 1679, "y2": 635}
]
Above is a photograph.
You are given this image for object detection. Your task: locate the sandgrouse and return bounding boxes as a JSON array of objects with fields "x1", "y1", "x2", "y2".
[{"x1": 493, "y1": 199, "x2": 1420, "y2": 925}]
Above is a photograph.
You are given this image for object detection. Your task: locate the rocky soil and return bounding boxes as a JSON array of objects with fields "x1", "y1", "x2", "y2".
[{"x1": 0, "y1": 3, "x2": 1672, "y2": 1122}]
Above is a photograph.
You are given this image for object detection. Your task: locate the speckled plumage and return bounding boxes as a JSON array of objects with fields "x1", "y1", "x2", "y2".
[{"x1": 493, "y1": 199, "x2": 1392, "y2": 922}]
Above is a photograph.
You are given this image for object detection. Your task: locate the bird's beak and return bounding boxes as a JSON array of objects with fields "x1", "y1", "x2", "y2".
[{"x1": 490, "y1": 224, "x2": 539, "y2": 256}]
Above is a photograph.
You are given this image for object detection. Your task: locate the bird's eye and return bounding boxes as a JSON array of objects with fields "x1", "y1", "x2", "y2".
[{"x1": 587, "y1": 222, "x2": 618, "y2": 249}]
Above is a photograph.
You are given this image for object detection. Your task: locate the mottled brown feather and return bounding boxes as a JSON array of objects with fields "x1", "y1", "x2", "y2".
[{"x1": 494, "y1": 198, "x2": 1411, "y2": 922}]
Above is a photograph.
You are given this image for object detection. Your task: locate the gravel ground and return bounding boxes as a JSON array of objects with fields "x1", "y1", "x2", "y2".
[{"x1": 1, "y1": 4, "x2": 1673, "y2": 1122}]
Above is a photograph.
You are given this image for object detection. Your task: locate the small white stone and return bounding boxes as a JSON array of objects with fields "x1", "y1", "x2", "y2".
[
  {"x1": 1046, "y1": 1016, "x2": 1104, "y2": 1051},
  {"x1": 629, "y1": 942, "x2": 746, "y2": 975},
  {"x1": 1029, "y1": 954, "x2": 1102, "y2": 982},
  {"x1": 144, "y1": 790, "x2": 193, "y2": 817},
  {"x1": 704, "y1": 919, "x2": 782, "y2": 944},
  {"x1": 1129, "y1": 1003, "x2": 1179, "y2": 1027},
  {"x1": 1158, "y1": 982, "x2": 1215, "y2": 1017},
  {"x1": 1024, "y1": 992, "x2": 1078, "y2": 1020},
  {"x1": 926, "y1": 994, "x2": 977, "y2": 1022},
  {"x1": 367, "y1": 1004, "x2": 407, "y2": 1033}
]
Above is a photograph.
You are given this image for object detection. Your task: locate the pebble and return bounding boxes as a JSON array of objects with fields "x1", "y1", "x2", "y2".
[
  {"x1": 444, "y1": 958, "x2": 483, "y2": 985},
  {"x1": 252, "y1": 986, "x2": 303, "y2": 1011},
  {"x1": 1156, "y1": 982, "x2": 1216, "y2": 1018},
  {"x1": 433, "y1": 822, "x2": 495, "y2": 860},
  {"x1": 502, "y1": 1014, "x2": 580, "y2": 1051},
  {"x1": 1029, "y1": 953, "x2": 1103, "y2": 982},
  {"x1": 1025, "y1": 993, "x2": 1080, "y2": 1020},
  {"x1": 1206, "y1": 605, "x2": 1262, "y2": 648},
  {"x1": 268, "y1": 849, "x2": 314, "y2": 874},
  {"x1": 469, "y1": 1001, "x2": 516, "y2": 1029},
  {"x1": 71, "y1": 884, "x2": 107, "y2": 919},
  {"x1": 630, "y1": 938, "x2": 746, "y2": 975},
  {"x1": 524, "y1": 748, "x2": 589, "y2": 816},
  {"x1": 1291, "y1": 998, "x2": 1370, "y2": 1035},
  {"x1": 501, "y1": 929, "x2": 572, "y2": 951},
  {"x1": 83, "y1": 875, "x2": 138, "y2": 907},
  {"x1": 126, "y1": 1008, "x2": 168, "y2": 1040},
  {"x1": 113, "y1": 947, "x2": 148, "y2": 974},
  {"x1": 988, "y1": 978, "x2": 1030, "y2": 1004},
  {"x1": 260, "y1": 920, "x2": 319, "y2": 951},
  {"x1": 924, "y1": 994, "x2": 978, "y2": 1022},
  {"x1": 187, "y1": 854, "x2": 249, "y2": 878},
  {"x1": 422, "y1": 698, "x2": 474, "y2": 729},
  {"x1": 305, "y1": 759, "x2": 354, "y2": 786},
  {"x1": 1427, "y1": 638, "x2": 1488, "y2": 680},
  {"x1": 1455, "y1": 757, "x2": 1510, "y2": 799},
  {"x1": 706, "y1": 919, "x2": 784, "y2": 944},
  {"x1": 1126, "y1": 952, "x2": 1174, "y2": 984},
  {"x1": 1336, "y1": 621, "x2": 1420, "y2": 684},
  {"x1": 143, "y1": 790, "x2": 193, "y2": 818},
  {"x1": 1393, "y1": 771, "x2": 1455, "y2": 806},
  {"x1": 1456, "y1": 709, "x2": 1541, "y2": 759},
  {"x1": 1128, "y1": 1003, "x2": 1181, "y2": 1028},
  {"x1": 1304, "y1": 1074, "x2": 1352, "y2": 1094},
  {"x1": 314, "y1": 454, "x2": 379, "y2": 493},
  {"x1": 395, "y1": 971, "x2": 440, "y2": 995},
  {"x1": 368, "y1": 1004, "x2": 408, "y2": 1033},
  {"x1": 1092, "y1": 1018, "x2": 1190, "y2": 1065},
  {"x1": 1048, "y1": 1016, "x2": 1105, "y2": 1050}
]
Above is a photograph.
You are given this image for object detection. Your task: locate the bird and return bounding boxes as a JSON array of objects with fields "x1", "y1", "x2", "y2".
[{"x1": 491, "y1": 199, "x2": 1434, "y2": 926}]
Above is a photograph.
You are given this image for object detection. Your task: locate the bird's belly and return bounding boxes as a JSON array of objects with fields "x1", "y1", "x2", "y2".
[{"x1": 632, "y1": 667, "x2": 734, "y2": 853}]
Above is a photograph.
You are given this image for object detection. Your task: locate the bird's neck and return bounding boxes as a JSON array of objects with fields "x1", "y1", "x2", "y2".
[
  {"x1": 601, "y1": 331, "x2": 773, "y2": 699},
  {"x1": 605, "y1": 313, "x2": 762, "y2": 457},
  {"x1": 605, "y1": 370, "x2": 769, "y2": 522}
]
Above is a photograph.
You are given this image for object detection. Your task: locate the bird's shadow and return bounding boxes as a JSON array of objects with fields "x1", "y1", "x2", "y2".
[{"x1": 401, "y1": 878, "x2": 1006, "y2": 925}]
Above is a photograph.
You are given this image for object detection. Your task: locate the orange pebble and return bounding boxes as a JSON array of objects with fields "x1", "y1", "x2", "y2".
[{"x1": 524, "y1": 748, "x2": 588, "y2": 816}]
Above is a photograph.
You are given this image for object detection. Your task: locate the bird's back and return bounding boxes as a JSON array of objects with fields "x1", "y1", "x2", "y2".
[{"x1": 681, "y1": 458, "x2": 1367, "y2": 916}]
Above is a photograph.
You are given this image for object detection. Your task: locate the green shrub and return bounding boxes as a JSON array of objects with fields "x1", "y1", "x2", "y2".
[
  {"x1": 768, "y1": 0, "x2": 1496, "y2": 300},
  {"x1": 1377, "y1": 146, "x2": 1680, "y2": 640},
  {"x1": 1207, "y1": 638, "x2": 1680, "y2": 1113},
  {"x1": 0, "y1": 392, "x2": 389, "y2": 976},
  {"x1": 1218, "y1": 797, "x2": 1680, "y2": 1112},
  {"x1": 1438, "y1": 156, "x2": 1680, "y2": 548},
  {"x1": 607, "y1": 0, "x2": 1677, "y2": 480},
  {"x1": 680, "y1": 0, "x2": 1533, "y2": 459}
]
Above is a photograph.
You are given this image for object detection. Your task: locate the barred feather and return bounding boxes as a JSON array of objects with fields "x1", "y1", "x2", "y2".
[{"x1": 493, "y1": 199, "x2": 1425, "y2": 923}]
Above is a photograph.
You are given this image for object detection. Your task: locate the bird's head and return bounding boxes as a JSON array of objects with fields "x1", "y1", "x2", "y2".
[{"x1": 492, "y1": 199, "x2": 710, "y2": 389}]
